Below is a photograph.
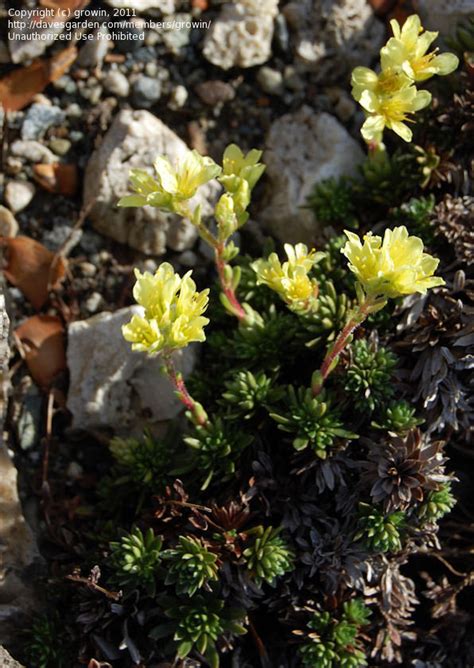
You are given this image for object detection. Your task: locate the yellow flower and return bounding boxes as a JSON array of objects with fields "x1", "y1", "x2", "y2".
[
  {"x1": 341, "y1": 226, "x2": 445, "y2": 299},
  {"x1": 252, "y1": 243, "x2": 322, "y2": 312},
  {"x1": 122, "y1": 263, "x2": 209, "y2": 354},
  {"x1": 118, "y1": 150, "x2": 221, "y2": 209},
  {"x1": 381, "y1": 15, "x2": 459, "y2": 82},
  {"x1": 220, "y1": 144, "x2": 265, "y2": 192},
  {"x1": 351, "y1": 66, "x2": 431, "y2": 143}
]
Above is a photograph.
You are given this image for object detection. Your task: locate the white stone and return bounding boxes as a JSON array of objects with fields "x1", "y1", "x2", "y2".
[
  {"x1": 66, "y1": 307, "x2": 197, "y2": 431},
  {"x1": 0, "y1": 207, "x2": 19, "y2": 237},
  {"x1": 11, "y1": 140, "x2": 56, "y2": 164},
  {"x1": 413, "y1": 0, "x2": 474, "y2": 34},
  {"x1": 83, "y1": 110, "x2": 220, "y2": 255},
  {"x1": 260, "y1": 107, "x2": 364, "y2": 245},
  {"x1": 4, "y1": 181, "x2": 35, "y2": 214},
  {"x1": 283, "y1": 0, "x2": 385, "y2": 81},
  {"x1": 203, "y1": 0, "x2": 279, "y2": 70},
  {"x1": 105, "y1": 0, "x2": 175, "y2": 13}
]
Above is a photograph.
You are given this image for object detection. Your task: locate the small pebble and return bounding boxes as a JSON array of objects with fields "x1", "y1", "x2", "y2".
[
  {"x1": 67, "y1": 462, "x2": 84, "y2": 480},
  {"x1": 102, "y1": 70, "x2": 130, "y2": 98},
  {"x1": 5, "y1": 180, "x2": 36, "y2": 213},
  {"x1": 79, "y1": 262, "x2": 97, "y2": 277},
  {"x1": 0, "y1": 205, "x2": 19, "y2": 237},
  {"x1": 145, "y1": 62, "x2": 158, "y2": 77},
  {"x1": 11, "y1": 139, "x2": 56, "y2": 164},
  {"x1": 85, "y1": 291, "x2": 104, "y2": 314},
  {"x1": 132, "y1": 76, "x2": 161, "y2": 107},
  {"x1": 335, "y1": 94, "x2": 356, "y2": 122},
  {"x1": 144, "y1": 30, "x2": 160, "y2": 47},
  {"x1": 195, "y1": 80, "x2": 235, "y2": 106},
  {"x1": 49, "y1": 138, "x2": 71, "y2": 156},
  {"x1": 70, "y1": 131, "x2": 84, "y2": 143},
  {"x1": 5, "y1": 157, "x2": 23, "y2": 176},
  {"x1": 169, "y1": 85, "x2": 188, "y2": 110},
  {"x1": 178, "y1": 250, "x2": 198, "y2": 267},
  {"x1": 256, "y1": 67, "x2": 284, "y2": 96},
  {"x1": 283, "y1": 65, "x2": 305, "y2": 92}
]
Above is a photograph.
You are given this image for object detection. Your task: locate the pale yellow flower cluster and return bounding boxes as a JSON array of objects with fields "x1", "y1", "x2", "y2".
[
  {"x1": 352, "y1": 14, "x2": 458, "y2": 144},
  {"x1": 341, "y1": 226, "x2": 445, "y2": 299},
  {"x1": 122, "y1": 263, "x2": 209, "y2": 355},
  {"x1": 252, "y1": 244, "x2": 323, "y2": 312},
  {"x1": 117, "y1": 150, "x2": 221, "y2": 212}
]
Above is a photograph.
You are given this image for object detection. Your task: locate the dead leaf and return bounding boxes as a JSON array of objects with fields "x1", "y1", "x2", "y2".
[
  {"x1": 33, "y1": 163, "x2": 78, "y2": 196},
  {"x1": 0, "y1": 46, "x2": 77, "y2": 112},
  {"x1": 15, "y1": 315, "x2": 66, "y2": 389},
  {"x1": 40, "y1": 0, "x2": 90, "y2": 11},
  {"x1": 1, "y1": 236, "x2": 67, "y2": 309}
]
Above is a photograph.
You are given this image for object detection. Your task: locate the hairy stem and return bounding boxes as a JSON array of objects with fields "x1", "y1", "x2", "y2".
[
  {"x1": 162, "y1": 353, "x2": 209, "y2": 426},
  {"x1": 313, "y1": 298, "x2": 374, "y2": 395},
  {"x1": 215, "y1": 242, "x2": 247, "y2": 322}
]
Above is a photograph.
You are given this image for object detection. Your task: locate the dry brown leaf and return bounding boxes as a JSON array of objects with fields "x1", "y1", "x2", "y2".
[
  {"x1": 15, "y1": 315, "x2": 66, "y2": 389},
  {"x1": 33, "y1": 163, "x2": 79, "y2": 196},
  {"x1": 0, "y1": 46, "x2": 77, "y2": 112},
  {"x1": 1, "y1": 236, "x2": 67, "y2": 310}
]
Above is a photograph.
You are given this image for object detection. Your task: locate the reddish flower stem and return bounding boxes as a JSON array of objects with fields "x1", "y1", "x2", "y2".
[
  {"x1": 163, "y1": 354, "x2": 208, "y2": 426},
  {"x1": 313, "y1": 299, "x2": 373, "y2": 396},
  {"x1": 215, "y1": 242, "x2": 247, "y2": 322}
]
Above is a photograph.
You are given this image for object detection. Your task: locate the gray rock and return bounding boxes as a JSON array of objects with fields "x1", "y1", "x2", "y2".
[
  {"x1": 0, "y1": 286, "x2": 42, "y2": 646},
  {"x1": 66, "y1": 307, "x2": 196, "y2": 431},
  {"x1": 103, "y1": 70, "x2": 131, "y2": 98},
  {"x1": 83, "y1": 109, "x2": 220, "y2": 255},
  {"x1": 132, "y1": 76, "x2": 162, "y2": 107},
  {"x1": 413, "y1": 0, "x2": 474, "y2": 34},
  {"x1": 0, "y1": 646, "x2": 25, "y2": 667},
  {"x1": 256, "y1": 66, "x2": 284, "y2": 95},
  {"x1": 260, "y1": 107, "x2": 364, "y2": 245},
  {"x1": 105, "y1": 0, "x2": 175, "y2": 13},
  {"x1": 203, "y1": 0, "x2": 279, "y2": 70},
  {"x1": 10, "y1": 140, "x2": 56, "y2": 164},
  {"x1": 21, "y1": 104, "x2": 65, "y2": 141},
  {"x1": 0, "y1": 206, "x2": 19, "y2": 237},
  {"x1": 4, "y1": 181, "x2": 35, "y2": 214},
  {"x1": 76, "y1": 25, "x2": 110, "y2": 68},
  {"x1": 111, "y1": 17, "x2": 146, "y2": 53},
  {"x1": 283, "y1": 0, "x2": 385, "y2": 82}
]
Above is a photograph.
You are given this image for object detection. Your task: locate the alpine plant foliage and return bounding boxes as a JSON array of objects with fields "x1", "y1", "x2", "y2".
[{"x1": 30, "y1": 13, "x2": 474, "y2": 668}]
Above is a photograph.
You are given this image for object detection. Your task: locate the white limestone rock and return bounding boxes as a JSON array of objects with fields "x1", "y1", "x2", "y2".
[
  {"x1": 283, "y1": 0, "x2": 385, "y2": 81},
  {"x1": 413, "y1": 0, "x2": 474, "y2": 35},
  {"x1": 260, "y1": 107, "x2": 364, "y2": 245},
  {"x1": 67, "y1": 307, "x2": 197, "y2": 431},
  {"x1": 83, "y1": 110, "x2": 220, "y2": 255},
  {"x1": 105, "y1": 0, "x2": 175, "y2": 13},
  {"x1": 203, "y1": 0, "x2": 279, "y2": 70}
]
